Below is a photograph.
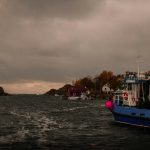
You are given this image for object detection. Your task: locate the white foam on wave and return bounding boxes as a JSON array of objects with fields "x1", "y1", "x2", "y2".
[
  {"x1": 0, "y1": 127, "x2": 29, "y2": 144},
  {"x1": 63, "y1": 106, "x2": 89, "y2": 112},
  {"x1": 100, "y1": 104, "x2": 105, "y2": 107},
  {"x1": 9, "y1": 110, "x2": 31, "y2": 119},
  {"x1": 2, "y1": 110, "x2": 76, "y2": 144}
]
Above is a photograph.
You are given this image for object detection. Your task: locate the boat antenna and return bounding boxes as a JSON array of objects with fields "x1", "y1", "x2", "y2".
[{"x1": 136, "y1": 52, "x2": 143, "y2": 78}]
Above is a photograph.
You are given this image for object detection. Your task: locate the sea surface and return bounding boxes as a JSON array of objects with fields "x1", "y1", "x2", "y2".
[{"x1": 0, "y1": 95, "x2": 150, "y2": 150}]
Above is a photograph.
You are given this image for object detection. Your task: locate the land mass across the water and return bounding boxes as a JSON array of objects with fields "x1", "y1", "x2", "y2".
[{"x1": 1, "y1": 70, "x2": 150, "y2": 100}]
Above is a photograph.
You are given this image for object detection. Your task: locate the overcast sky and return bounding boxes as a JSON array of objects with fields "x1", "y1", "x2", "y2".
[{"x1": 0, "y1": 0, "x2": 149, "y2": 94}]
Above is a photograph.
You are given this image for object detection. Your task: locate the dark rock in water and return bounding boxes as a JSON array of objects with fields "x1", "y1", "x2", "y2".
[
  {"x1": 0, "y1": 87, "x2": 4, "y2": 94},
  {"x1": 0, "y1": 87, "x2": 10, "y2": 96}
]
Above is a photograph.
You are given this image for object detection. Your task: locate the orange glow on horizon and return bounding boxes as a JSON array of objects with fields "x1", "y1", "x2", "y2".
[{"x1": 1, "y1": 81, "x2": 66, "y2": 94}]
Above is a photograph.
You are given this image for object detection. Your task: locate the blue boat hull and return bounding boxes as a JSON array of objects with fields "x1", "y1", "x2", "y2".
[
  {"x1": 113, "y1": 112, "x2": 150, "y2": 127},
  {"x1": 111, "y1": 104, "x2": 150, "y2": 128}
]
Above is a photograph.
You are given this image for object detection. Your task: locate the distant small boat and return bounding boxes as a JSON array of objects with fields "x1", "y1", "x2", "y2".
[
  {"x1": 105, "y1": 71, "x2": 150, "y2": 127},
  {"x1": 67, "y1": 85, "x2": 88, "y2": 100},
  {"x1": 68, "y1": 96, "x2": 80, "y2": 100}
]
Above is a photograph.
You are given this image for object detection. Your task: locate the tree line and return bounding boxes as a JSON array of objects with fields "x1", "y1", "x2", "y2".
[{"x1": 45, "y1": 70, "x2": 124, "y2": 98}]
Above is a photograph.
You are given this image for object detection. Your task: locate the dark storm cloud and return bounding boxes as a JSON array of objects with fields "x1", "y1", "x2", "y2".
[
  {"x1": 0, "y1": 0, "x2": 102, "y2": 19},
  {"x1": 0, "y1": 0, "x2": 150, "y2": 93}
]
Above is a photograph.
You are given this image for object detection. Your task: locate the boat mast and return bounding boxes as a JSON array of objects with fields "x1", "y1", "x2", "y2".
[
  {"x1": 136, "y1": 52, "x2": 144, "y2": 102},
  {"x1": 136, "y1": 53, "x2": 143, "y2": 78}
]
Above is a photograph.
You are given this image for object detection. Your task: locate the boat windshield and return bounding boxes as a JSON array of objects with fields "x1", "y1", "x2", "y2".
[{"x1": 114, "y1": 94, "x2": 123, "y2": 106}]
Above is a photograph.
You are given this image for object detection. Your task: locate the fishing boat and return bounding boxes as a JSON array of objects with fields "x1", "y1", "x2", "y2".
[
  {"x1": 67, "y1": 85, "x2": 88, "y2": 100},
  {"x1": 105, "y1": 71, "x2": 150, "y2": 127}
]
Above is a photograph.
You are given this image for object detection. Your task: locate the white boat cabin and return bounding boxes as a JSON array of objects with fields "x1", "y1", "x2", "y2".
[{"x1": 114, "y1": 72, "x2": 150, "y2": 108}]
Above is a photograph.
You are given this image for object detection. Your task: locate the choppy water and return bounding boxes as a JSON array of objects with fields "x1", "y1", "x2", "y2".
[{"x1": 0, "y1": 95, "x2": 150, "y2": 150}]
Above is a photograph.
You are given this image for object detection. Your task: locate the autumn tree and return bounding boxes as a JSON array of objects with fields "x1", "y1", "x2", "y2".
[
  {"x1": 94, "y1": 71, "x2": 113, "y2": 93},
  {"x1": 45, "y1": 88, "x2": 57, "y2": 95},
  {"x1": 74, "y1": 76, "x2": 94, "y2": 90},
  {"x1": 45, "y1": 70, "x2": 124, "y2": 99},
  {"x1": 61, "y1": 84, "x2": 72, "y2": 96}
]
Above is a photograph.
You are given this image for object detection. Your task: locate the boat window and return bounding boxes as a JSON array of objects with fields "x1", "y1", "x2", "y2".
[
  {"x1": 119, "y1": 96, "x2": 123, "y2": 101},
  {"x1": 115, "y1": 95, "x2": 119, "y2": 100},
  {"x1": 128, "y1": 84, "x2": 132, "y2": 91},
  {"x1": 114, "y1": 95, "x2": 118, "y2": 103}
]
